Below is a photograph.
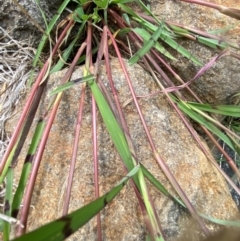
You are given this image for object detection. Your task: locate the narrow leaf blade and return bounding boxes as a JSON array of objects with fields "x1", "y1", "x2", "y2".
[
  {"x1": 129, "y1": 22, "x2": 165, "y2": 65},
  {"x1": 12, "y1": 166, "x2": 139, "y2": 241}
]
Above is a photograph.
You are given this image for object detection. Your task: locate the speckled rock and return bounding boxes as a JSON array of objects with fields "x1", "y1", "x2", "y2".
[
  {"x1": 6, "y1": 58, "x2": 239, "y2": 240},
  {"x1": 148, "y1": 0, "x2": 240, "y2": 104},
  {"x1": 0, "y1": 0, "x2": 60, "y2": 46}
]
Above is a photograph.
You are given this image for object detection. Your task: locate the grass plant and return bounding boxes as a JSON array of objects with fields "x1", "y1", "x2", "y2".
[{"x1": 1, "y1": 0, "x2": 240, "y2": 240}]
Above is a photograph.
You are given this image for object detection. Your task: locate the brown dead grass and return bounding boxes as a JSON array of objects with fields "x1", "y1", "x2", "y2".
[{"x1": 0, "y1": 27, "x2": 36, "y2": 159}]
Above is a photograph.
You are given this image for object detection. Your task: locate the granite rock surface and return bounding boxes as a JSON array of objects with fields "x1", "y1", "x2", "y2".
[
  {"x1": 6, "y1": 58, "x2": 239, "y2": 240},
  {"x1": 2, "y1": 0, "x2": 239, "y2": 102},
  {"x1": 149, "y1": 0, "x2": 240, "y2": 104},
  {"x1": 0, "y1": 0, "x2": 61, "y2": 46}
]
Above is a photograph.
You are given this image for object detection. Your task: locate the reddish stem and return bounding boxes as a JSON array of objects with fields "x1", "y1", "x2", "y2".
[
  {"x1": 92, "y1": 94, "x2": 102, "y2": 241},
  {"x1": 0, "y1": 19, "x2": 74, "y2": 175},
  {"x1": 106, "y1": 25, "x2": 210, "y2": 237},
  {"x1": 179, "y1": 0, "x2": 221, "y2": 9},
  {"x1": 86, "y1": 21, "x2": 102, "y2": 241},
  {"x1": 62, "y1": 84, "x2": 86, "y2": 216},
  {"x1": 17, "y1": 42, "x2": 87, "y2": 236}
]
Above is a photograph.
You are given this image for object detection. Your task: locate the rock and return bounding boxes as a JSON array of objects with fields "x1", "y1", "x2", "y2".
[
  {"x1": 1, "y1": 0, "x2": 239, "y2": 101},
  {"x1": 149, "y1": 0, "x2": 240, "y2": 104},
  {"x1": 0, "y1": 0, "x2": 60, "y2": 47},
  {"x1": 6, "y1": 58, "x2": 239, "y2": 240}
]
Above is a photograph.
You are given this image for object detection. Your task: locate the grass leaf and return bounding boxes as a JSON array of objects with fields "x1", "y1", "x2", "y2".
[
  {"x1": 12, "y1": 166, "x2": 139, "y2": 241},
  {"x1": 133, "y1": 27, "x2": 177, "y2": 60},
  {"x1": 129, "y1": 21, "x2": 165, "y2": 65},
  {"x1": 88, "y1": 80, "x2": 138, "y2": 176},
  {"x1": 187, "y1": 102, "x2": 240, "y2": 117},
  {"x1": 177, "y1": 100, "x2": 235, "y2": 149},
  {"x1": 135, "y1": 19, "x2": 203, "y2": 65},
  {"x1": 11, "y1": 120, "x2": 46, "y2": 218},
  {"x1": 32, "y1": 0, "x2": 72, "y2": 68},
  {"x1": 50, "y1": 75, "x2": 95, "y2": 95},
  {"x1": 50, "y1": 21, "x2": 86, "y2": 74}
]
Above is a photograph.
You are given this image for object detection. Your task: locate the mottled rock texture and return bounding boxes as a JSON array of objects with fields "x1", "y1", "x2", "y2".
[
  {"x1": 2, "y1": 0, "x2": 240, "y2": 103},
  {"x1": 150, "y1": 0, "x2": 240, "y2": 104},
  {"x1": 0, "y1": 0, "x2": 61, "y2": 46},
  {"x1": 7, "y1": 58, "x2": 239, "y2": 240}
]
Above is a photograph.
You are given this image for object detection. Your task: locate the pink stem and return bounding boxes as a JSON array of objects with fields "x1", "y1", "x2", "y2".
[
  {"x1": 0, "y1": 19, "x2": 74, "y2": 175},
  {"x1": 17, "y1": 42, "x2": 87, "y2": 236},
  {"x1": 92, "y1": 94, "x2": 102, "y2": 241},
  {"x1": 179, "y1": 0, "x2": 220, "y2": 9},
  {"x1": 62, "y1": 84, "x2": 86, "y2": 216},
  {"x1": 106, "y1": 25, "x2": 210, "y2": 237}
]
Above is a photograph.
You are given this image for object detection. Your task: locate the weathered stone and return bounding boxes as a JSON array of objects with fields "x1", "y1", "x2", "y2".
[
  {"x1": 149, "y1": 0, "x2": 240, "y2": 104},
  {"x1": 0, "y1": 0, "x2": 60, "y2": 47},
  {"x1": 6, "y1": 58, "x2": 239, "y2": 240},
  {"x1": 2, "y1": 0, "x2": 239, "y2": 102}
]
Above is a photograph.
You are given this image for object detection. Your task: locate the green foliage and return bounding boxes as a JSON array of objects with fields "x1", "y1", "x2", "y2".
[
  {"x1": 1, "y1": 0, "x2": 240, "y2": 240},
  {"x1": 129, "y1": 21, "x2": 167, "y2": 65},
  {"x1": 12, "y1": 166, "x2": 140, "y2": 241}
]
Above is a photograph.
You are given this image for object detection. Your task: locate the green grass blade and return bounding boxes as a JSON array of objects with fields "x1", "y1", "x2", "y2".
[
  {"x1": 122, "y1": 13, "x2": 131, "y2": 25},
  {"x1": 118, "y1": 0, "x2": 157, "y2": 23},
  {"x1": 88, "y1": 79, "x2": 164, "y2": 239},
  {"x1": 197, "y1": 36, "x2": 228, "y2": 49},
  {"x1": 34, "y1": 0, "x2": 49, "y2": 28},
  {"x1": 231, "y1": 121, "x2": 240, "y2": 132},
  {"x1": 199, "y1": 213, "x2": 240, "y2": 227},
  {"x1": 0, "y1": 220, "x2": 2, "y2": 232},
  {"x1": 177, "y1": 100, "x2": 234, "y2": 149},
  {"x1": 118, "y1": 3, "x2": 157, "y2": 29},
  {"x1": 50, "y1": 21, "x2": 86, "y2": 74},
  {"x1": 0, "y1": 143, "x2": 17, "y2": 185},
  {"x1": 95, "y1": 0, "x2": 109, "y2": 9},
  {"x1": 111, "y1": 0, "x2": 134, "y2": 3},
  {"x1": 140, "y1": 164, "x2": 170, "y2": 197},
  {"x1": 3, "y1": 168, "x2": 14, "y2": 241},
  {"x1": 141, "y1": 164, "x2": 185, "y2": 206},
  {"x1": 32, "y1": 0, "x2": 72, "y2": 68},
  {"x1": 141, "y1": 166, "x2": 240, "y2": 227},
  {"x1": 12, "y1": 166, "x2": 139, "y2": 241},
  {"x1": 208, "y1": 24, "x2": 238, "y2": 34},
  {"x1": 133, "y1": 27, "x2": 176, "y2": 60},
  {"x1": 186, "y1": 102, "x2": 240, "y2": 117},
  {"x1": 169, "y1": 24, "x2": 234, "y2": 49},
  {"x1": 12, "y1": 120, "x2": 46, "y2": 218},
  {"x1": 161, "y1": 35, "x2": 202, "y2": 65},
  {"x1": 137, "y1": 167, "x2": 165, "y2": 241},
  {"x1": 168, "y1": 24, "x2": 189, "y2": 34},
  {"x1": 50, "y1": 75, "x2": 95, "y2": 95},
  {"x1": 133, "y1": 18, "x2": 174, "y2": 39},
  {"x1": 129, "y1": 21, "x2": 165, "y2": 65},
  {"x1": 134, "y1": 0, "x2": 160, "y2": 24},
  {"x1": 118, "y1": 3, "x2": 141, "y2": 18},
  {"x1": 88, "y1": 80, "x2": 137, "y2": 177},
  {"x1": 135, "y1": 19, "x2": 202, "y2": 65}
]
